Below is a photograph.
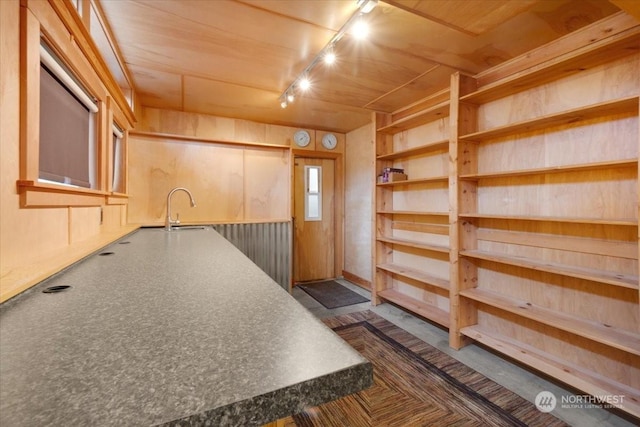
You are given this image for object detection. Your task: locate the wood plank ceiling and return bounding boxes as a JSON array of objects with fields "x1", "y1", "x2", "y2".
[{"x1": 99, "y1": 0, "x2": 627, "y2": 133}]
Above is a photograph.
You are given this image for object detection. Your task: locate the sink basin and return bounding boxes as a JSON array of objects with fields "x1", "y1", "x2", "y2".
[{"x1": 168, "y1": 225, "x2": 208, "y2": 231}]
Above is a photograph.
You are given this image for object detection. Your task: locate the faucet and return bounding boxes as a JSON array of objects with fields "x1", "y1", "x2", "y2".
[{"x1": 165, "y1": 187, "x2": 197, "y2": 231}]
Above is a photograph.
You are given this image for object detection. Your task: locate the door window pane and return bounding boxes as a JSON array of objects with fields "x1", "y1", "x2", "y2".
[{"x1": 305, "y1": 166, "x2": 322, "y2": 221}]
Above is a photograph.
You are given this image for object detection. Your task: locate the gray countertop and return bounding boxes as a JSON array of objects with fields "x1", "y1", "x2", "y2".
[{"x1": 0, "y1": 227, "x2": 372, "y2": 426}]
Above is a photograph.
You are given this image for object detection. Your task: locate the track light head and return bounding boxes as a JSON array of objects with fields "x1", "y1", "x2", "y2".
[{"x1": 299, "y1": 77, "x2": 311, "y2": 91}]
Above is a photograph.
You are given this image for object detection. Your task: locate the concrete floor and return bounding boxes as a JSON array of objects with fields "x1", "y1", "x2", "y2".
[{"x1": 292, "y1": 279, "x2": 637, "y2": 427}]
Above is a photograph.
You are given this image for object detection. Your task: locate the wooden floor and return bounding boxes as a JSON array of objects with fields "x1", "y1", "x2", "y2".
[{"x1": 291, "y1": 280, "x2": 637, "y2": 427}]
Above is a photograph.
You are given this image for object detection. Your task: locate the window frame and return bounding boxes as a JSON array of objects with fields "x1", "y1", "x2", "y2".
[
  {"x1": 18, "y1": 1, "x2": 130, "y2": 208},
  {"x1": 304, "y1": 165, "x2": 322, "y2": 221},
  {"x1": 107, "y1": 98, "x2": 128, "y2": 204}
]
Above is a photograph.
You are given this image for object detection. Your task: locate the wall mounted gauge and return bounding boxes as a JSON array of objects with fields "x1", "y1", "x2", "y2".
[
  {"x1": 321, "y1": 133, "x2": 337, "y2": 150},
  {"x1": 294, "y1": 129, "x2": 311, "y2": 147}
]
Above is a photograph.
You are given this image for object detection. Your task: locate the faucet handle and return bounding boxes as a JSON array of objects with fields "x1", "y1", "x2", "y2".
[{"x1": 175, "y1": 213, "x2": 180, "y2": 225}]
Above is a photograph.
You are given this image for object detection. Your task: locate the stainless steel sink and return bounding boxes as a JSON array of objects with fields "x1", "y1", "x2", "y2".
[{"x1": 168, "y1": 225, "x2": 208, "y2": 231}]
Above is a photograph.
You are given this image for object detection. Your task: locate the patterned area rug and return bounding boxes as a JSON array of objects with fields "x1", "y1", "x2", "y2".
[{"x1": 285, "y1": 311, "x2": 567, "y2": 427}]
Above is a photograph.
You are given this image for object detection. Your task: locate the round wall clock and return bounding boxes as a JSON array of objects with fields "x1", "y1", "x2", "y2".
[
  {"x1": 293, "y1": 129, "x2": 311, "y2": 147},
  {"x1": 322, "y1": 133, "x2": 338, "y2": 150}
]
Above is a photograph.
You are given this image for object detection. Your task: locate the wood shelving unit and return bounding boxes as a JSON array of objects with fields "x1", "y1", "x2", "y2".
[
  {"x1": 459, "y1": 97, "x2": 638, "y2": 142},
  {"x1": 376, "y1": 140, "x2": 448, "y2": 160},
  {"x1": 459, "y1": 249, "x2": 638, "y2": 290},
  {"x1": 459, "y1": 159, "x2": 637, "y2": 180},
  {"x1": 459, "y1": 213, "x2": 637, "y2": 226},
  {"x1": 449, "y1": 21, "x2": 640, "y2": 419},
  {"x1": 459, "y1": 325, "x2": 640, "y2": 417},
  {"x1": 376, "y1": 236, "x2": 449, "y2": 254},
  {"x1": 373, "y1": 15, "x2": 640, "y2": 419},
  {"x1": 378, "y1": 289, "x2": 450, "y2": 327},
  {"x1": 374, "y1": 93, "x2": 452, "y2": 328},
  {"x1": 376, "y1": 176, "x2": 448, "y2": 187},
  {"x1": 459, "y1": 287, "x2": 640, "y2": 355},
  {"x1": 377, "y1": 89, "x2": 450, "y2": 134}
]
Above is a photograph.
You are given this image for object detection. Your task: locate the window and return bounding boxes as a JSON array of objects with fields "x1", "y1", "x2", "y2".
[
  {"x1": 111, "y1": 123, "x2": 125, "y2": 193},
  {"x1": 39, "y1": 42, "x2": 98, "y2": 189},
  {"x1": 305, "y1": 165, "x2": 322, "y2": 221}
]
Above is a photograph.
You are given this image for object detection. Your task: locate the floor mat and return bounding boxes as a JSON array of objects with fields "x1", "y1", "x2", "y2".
[{"x1": 298, "y1": 280, "x2": 370, "y2": 309}]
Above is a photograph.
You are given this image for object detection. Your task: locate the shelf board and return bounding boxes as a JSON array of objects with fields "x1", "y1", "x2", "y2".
[
  {"x1": 460, "y1": 288, "x2": 640, "y2": 355},
  {"x1": 459, "y1": 159, "x2": 637, "y2": 180},
  {"x1": 459, "y1": 213, "x2": 637, "y2": 227},
  {"x1": 460, "y1": 249, "x2": 639, "y2": 289},
  {"x1": 460, "y1": 25, "x2": 640, "y2": 104},
  {"x1": 377, "y1": 100, "x2": 450, "y2": 134},
  {"x1": 377, "y1": 176, "x2": 448, "y2": 187},
  {"x1": 377, "y1": 263, "x2": 450, "y2": 291},
  {"x1": 376, "y1": 139, "x2": 448, "y2": 160},
  {"x1": 460, "y1": 325, "x2": 640, "y2": 419},
  {"x1": 377, "y1": 236, "x2": 449, "y2": 254},
  {"x1": 377, "y1": 210, "x2": 449, "y2": 217},
  {"x1": 378, "y1": 288, "x2": 450, "y2": 327},
  {"x1": 459, "y1": 97, "x2": 639, "y2": 142}
]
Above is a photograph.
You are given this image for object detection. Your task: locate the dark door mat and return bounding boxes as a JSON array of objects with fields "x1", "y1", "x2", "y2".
[{"x1": 298, "y1": 280, "x2": 370, "y2": 309}]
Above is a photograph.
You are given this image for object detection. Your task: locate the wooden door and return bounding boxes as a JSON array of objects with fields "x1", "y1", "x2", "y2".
[{"x1": 293, "y1": 157, "x2": 335, "y2": 282}]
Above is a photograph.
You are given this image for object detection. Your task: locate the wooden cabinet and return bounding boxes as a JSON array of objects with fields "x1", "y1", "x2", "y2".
[{"x1": 373, "y1": 17, "x2": 640, "y2": 418}]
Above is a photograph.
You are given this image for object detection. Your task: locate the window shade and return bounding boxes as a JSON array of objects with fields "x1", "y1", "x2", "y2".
[{"x1": 39, "y1": 65, "x2": 92, "y2": 188}]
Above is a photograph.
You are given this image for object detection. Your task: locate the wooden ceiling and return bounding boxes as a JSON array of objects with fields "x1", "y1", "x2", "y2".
[{"x1": 98, "y1": 0, "x2": 631, "y2": 133}]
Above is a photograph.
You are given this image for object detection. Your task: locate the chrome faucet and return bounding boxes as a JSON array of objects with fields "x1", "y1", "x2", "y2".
[{"x1": 165, "y1": 187, "x2": 197, "y2": 231}]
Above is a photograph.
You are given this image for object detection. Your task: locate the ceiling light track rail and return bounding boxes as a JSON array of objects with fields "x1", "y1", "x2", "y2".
[{"x1": 279, "y1": 0, "x2": 378, "y2": 108}]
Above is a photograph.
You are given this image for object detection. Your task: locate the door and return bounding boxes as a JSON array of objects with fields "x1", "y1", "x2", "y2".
[{"x1": 293, "y1": 157, "x2": 335, "y2": 282}]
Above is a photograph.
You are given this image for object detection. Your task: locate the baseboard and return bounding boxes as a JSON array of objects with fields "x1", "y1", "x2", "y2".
[{"x1": 341, "y1": 270, "x2": 371, "y2": 291}]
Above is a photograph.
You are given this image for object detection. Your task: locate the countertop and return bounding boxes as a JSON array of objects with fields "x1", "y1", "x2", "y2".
[{"x1": 0, "y1": 227, "x2": 372, "y2": 426}]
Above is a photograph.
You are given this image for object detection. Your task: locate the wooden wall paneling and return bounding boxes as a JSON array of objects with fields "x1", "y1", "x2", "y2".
[
  {"x1": 19, "y1": 6, "x2": 40, "y2": 182},
  {"x1": 69, "y1": 207, "x2": 101, "y2": 243},
  {"x1": 138, "y1": 108, "x2": 236, "y2": 142},
  {"x1": 2, "y1": 0, "x2": 137, "y2": 302},
  {"x1": 101, "y1": 204, "x2": 125, "y2": 231},
  {"x1": 344, "y1": 123, "x2": 374, "y2": 286},
  {"x1": 265, "y1": 125, "x2": 293, "y2": 147},
  {"x1": 127, "y1": 132, "x2": 294, "y2": 225},
  {"x1": 243, "y1": 147, "x2": 290, "y2": 220},
  {"x1": 234, "y1": 119, "x2": 267, "y2": 145},
  {"x1": 127, "y1": 135, "x2": 245, "y2": 225}
]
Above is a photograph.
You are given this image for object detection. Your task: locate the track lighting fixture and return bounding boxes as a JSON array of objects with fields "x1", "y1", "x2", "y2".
[
  {"x1": 357, "y1": 0, "x2": 378, "y2": 14},
  {"x1": 278, "y1": 0, "x2": 377, "y2": 108},
  {"x1": 324, "y1": 48, "x2": 336, "y2": 65}
]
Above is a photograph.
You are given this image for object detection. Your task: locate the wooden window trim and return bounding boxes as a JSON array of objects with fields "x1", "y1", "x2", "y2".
[{"x1": 18, "y1": 0, "x2": 130, "y2": 208}]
